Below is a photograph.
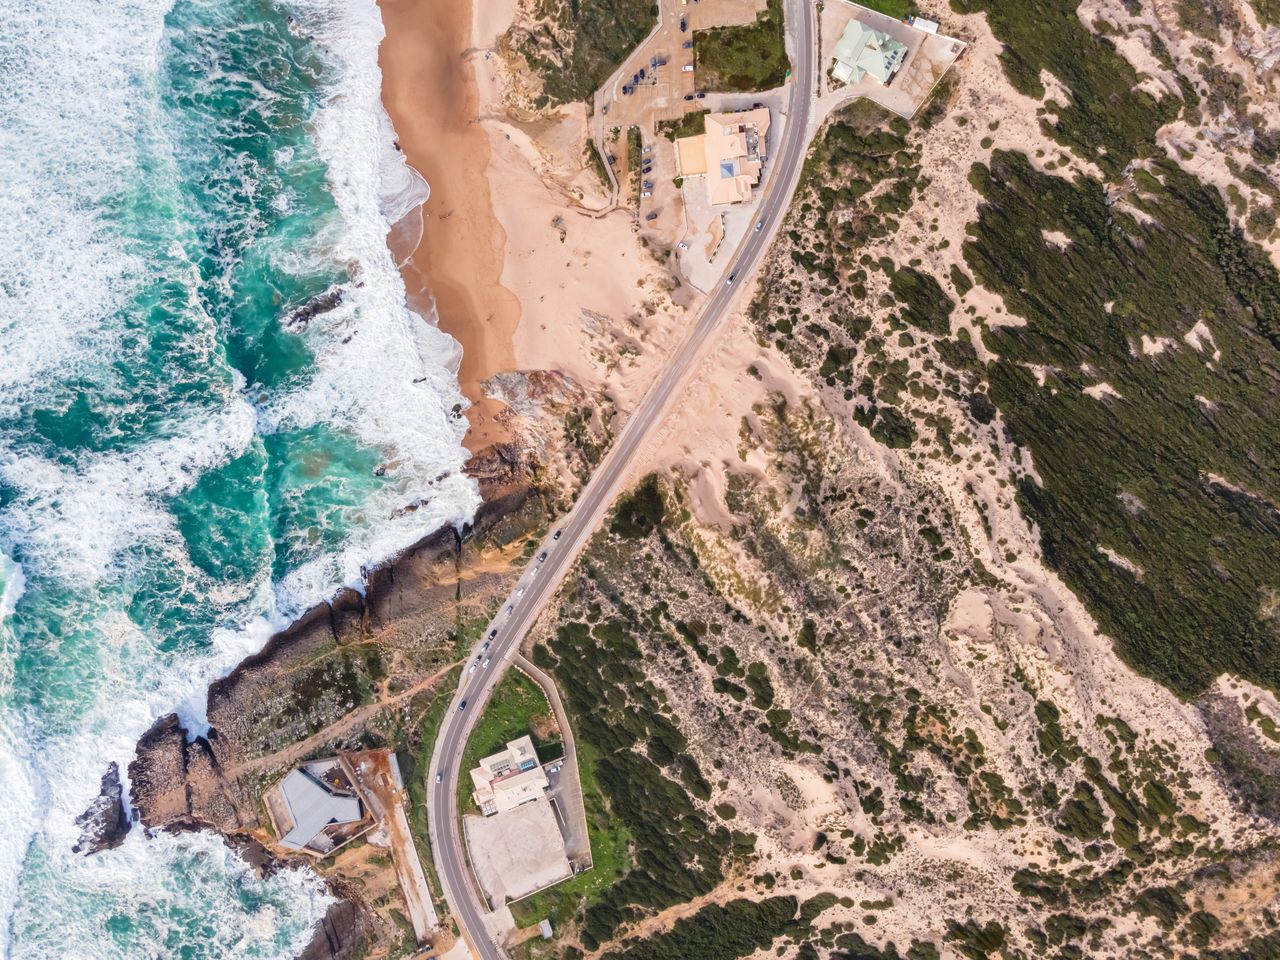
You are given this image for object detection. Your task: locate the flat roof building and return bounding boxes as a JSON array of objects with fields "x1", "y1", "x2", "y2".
[
  {"x1": 831, "y1": 20, "x2": 908, "y2": 85},
  {"x1": 675, "y1": 107, "x2": 771, "y2": 207},
  {"x1": 471, "y1": 736, "x2": 549, "y2": 816},
  {"x1": 267, "y1": 759, "x2": 366, "y2": 854}
]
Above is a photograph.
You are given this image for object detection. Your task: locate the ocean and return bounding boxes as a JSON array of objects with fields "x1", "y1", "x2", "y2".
[{"x1": 0, "y1": 0, "x2": 479, "y2": 955}]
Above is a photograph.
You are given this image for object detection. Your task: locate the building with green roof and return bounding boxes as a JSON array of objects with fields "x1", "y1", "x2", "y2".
[{"x1": 831, "y1": 19, "x2": 909, "y2": 85}]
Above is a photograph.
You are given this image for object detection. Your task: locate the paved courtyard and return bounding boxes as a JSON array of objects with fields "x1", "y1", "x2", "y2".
[{"x1": 464, "y1": 798, "x2": 572, "y2": 905}]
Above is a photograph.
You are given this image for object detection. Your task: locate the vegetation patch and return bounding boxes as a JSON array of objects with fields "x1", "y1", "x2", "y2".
[
  {"x1": 510, "y1": 0, "x2": 657, "y2": 106},
  {"x1": 963, "y1": 150, "x2": 1280, "y2": 696},
  {"x1": 601, "y1": 896, "x2": 799, "y2": 959},
  {"x1": 949, "y1": 0, "x2": 1180, "y2": 174},
  {"x1": 694, "y1": 0, "x2": 790, "y2": 93}
]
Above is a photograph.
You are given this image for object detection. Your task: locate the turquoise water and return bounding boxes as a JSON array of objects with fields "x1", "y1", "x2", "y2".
[{"x1": 0, "y1": 0, "x2": 478, "y2": 955}]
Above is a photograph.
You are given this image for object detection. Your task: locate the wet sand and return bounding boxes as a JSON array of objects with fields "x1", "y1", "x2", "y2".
[{"x1": 377, "y1": 0, "x2": 519, "y2": 451}]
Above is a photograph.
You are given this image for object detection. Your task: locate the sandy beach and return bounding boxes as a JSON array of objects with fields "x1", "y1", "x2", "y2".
[{"x1": 377, "y1": 0, "x2": 519, "y2": 451}]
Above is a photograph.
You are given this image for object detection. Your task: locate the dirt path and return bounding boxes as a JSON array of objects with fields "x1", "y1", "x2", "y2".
[{"x1": 225, "y1": 660, "x2": 461, "y2": 780}]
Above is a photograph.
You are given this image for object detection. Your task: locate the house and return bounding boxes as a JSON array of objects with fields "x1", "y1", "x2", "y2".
[
  {"x1": 267, "y1": 758, "x2": 367, "y2": 854},
  {"x1": 831, "y1": 20, "x2": 909, "y2": 85},
  {"x1": 471, "y1": 735, "x2": 550, "y2": 816},
  {"x1": 675, "y1": 107, "x2": 772, "y2": 207}
]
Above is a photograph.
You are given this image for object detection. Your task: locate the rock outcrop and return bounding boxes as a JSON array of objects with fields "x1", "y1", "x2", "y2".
[
  {"x1": 297, "y1": 897, "x2": 371, "y2": 960},
  {"x1": 72, "y1": 762, "x2": 131, "y2": 854}
]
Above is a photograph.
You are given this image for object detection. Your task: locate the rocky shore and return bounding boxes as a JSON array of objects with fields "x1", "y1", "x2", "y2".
[{"x1": 73, "y1": 441, "x2": 551, "y2": 958}]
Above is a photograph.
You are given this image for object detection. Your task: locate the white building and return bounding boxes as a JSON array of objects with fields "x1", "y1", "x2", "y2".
[{"x1": 470, "y1": 735, "x2": 550, "y2": 816}]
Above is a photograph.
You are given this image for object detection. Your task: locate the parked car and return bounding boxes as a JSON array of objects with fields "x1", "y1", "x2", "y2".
[
  {"x1": 681, "y1": 64, "x2": 694, "y2": 73},
  {"x1": 483, "y1": 640, "x2": 491, "y2": 651},
  {"x1": 650, "y1": 56, "x2": 657, "y2": 69},
  {"x1": 655, "y1": 58, "x2": 667, "y2": 67},
  {"x1": 505, "y1": 604, "x2": 514, "y2": 615},
  {"x1": 641, "y1": 190, "x2": 652, "y2": 198},
  {"x1": 469, "y1": 663, "x2": 477, "y2": 674},
  {"x1": 539, "y1": 550, "x2": 549, "y2": 562},
  {"x1": 621, "y1": 85, "x2": 631, "y2": 95},
  {"x1": 553, "y1": 529, "x2": 563, "y2": 540},
  {"x1": 631, "y1": 73, "x2": 638, "y2": 84},
  {"x1": 680, "y1": 17, "x2": 687, "y2": 31},
  {"x1": 695, "y1": 91, "x2": 706, "y2": 99},
  {"x1": 643, "y1": 180, "x2": 653, "y2": 190},
  {"x1": 516, "y1": 586, "x2": 525, "y2": 597},
  {"x1": 488, "y1": 628, "x2": 497, "y2": 640},
  {"x1": 682, "y1": 40, "x2": 693, "y2": 49},
  {"x1": 642, "y1": 145, "x2": 652, "y2": 154},
  {"x1": 683, "y1": 94, "x2": 694, "y2": 101},
  {"x1": 645, "y1": 212, "x2": 658, "y2": 221},
  {"x1": 482, "y1": 658, "x2": 491, "y2": 668},
  {"x1": 638, "y1": 67, "x2": 646, "y2": 79},
  {"x1": 678, "y1": 241, "x2": 689, "y2": 250}
]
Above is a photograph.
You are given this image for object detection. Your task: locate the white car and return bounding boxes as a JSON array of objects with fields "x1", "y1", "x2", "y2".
[
  {"x1": 755, "y1": 219, "x2": 763, "y2": 231},
  {"x1": 468, "y1": 663, "x2": 477, "y2": 674},
  {"x1": 678, "y1": 241, "x2": 689, "y2": 251},
  {"x1": 482, "y1": 657, "x2": 491, "y2": 668},
  {"x1": 516, "y1": 586, "x2": 525, "y2": 597},
  {"x1": 641, "y1": 191, "x2": 652, "y2": 198}
]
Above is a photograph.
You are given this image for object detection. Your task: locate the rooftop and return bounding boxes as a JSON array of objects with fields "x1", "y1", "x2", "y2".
[
  {"x1": 274, "y1": 761, "x2": 363, "y2": 852},
  {"x1": 675, "y1": 107, "x2": 772, "y2": 207},
  {"x1": 831, "y1": 19, "x2": 908, "y2": 85}
]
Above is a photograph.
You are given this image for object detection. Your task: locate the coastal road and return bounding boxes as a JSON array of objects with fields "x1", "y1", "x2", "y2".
[{"x1": 426, "y1": 2, "x2": 817, "y2": 956}]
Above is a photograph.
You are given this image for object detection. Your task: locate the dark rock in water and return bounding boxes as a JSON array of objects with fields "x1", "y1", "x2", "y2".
[
  {"x1": 72, "y1": 762, "x2": 131, "y2": 855},
  {"x1": 298, "y1": 897, "x2": 370, "y2": 960},
  {"x1": 284, "y1": 287, "x2": 344, "y2": 332}
]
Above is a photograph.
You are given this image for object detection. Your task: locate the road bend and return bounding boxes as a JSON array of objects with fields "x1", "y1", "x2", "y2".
[{"x1": 426, "y1": 3, "x2": 817, "y2": 956}]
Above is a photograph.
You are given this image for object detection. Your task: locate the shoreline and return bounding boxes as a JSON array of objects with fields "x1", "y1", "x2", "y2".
[{"x1": 377, "y1": 0, "x2": 520, "y2": 454}]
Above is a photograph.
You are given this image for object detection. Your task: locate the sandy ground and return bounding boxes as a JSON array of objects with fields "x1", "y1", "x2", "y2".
[
  {"x1": 377, "y1": 0, "x2": 520, "y2": 450},
  {"x1": 378, "y1": 0, "x2": 701, "y2": 457}
]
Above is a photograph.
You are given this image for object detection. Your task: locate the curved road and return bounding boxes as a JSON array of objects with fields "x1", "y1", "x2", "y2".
[{"x1": 426, "y1": 3, "x2": 816, "y2": 956}]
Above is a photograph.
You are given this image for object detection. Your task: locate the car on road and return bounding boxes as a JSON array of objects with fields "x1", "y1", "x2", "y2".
[
  {"x1": 482, "y1": 657, "x2": 491, "y2": 668},
  {"x1": 553, "y1": 529, "x2": 563, "y2": 540},
  {"x1": 505, "y1": 604, "x2": 514, "y2": 615},
  {"x1": 436, "y1": 773, "x2": 442, "y2": 784},
  {"x1": 755, "y1": 219, "x2": 763, "y2": 231},
  {"x1": 459, "y1": 700, "x2": 467, "y2": 711},
  {"x1": 468, "y1": 663, "x2": 477, "y2": 674},
  {"x1": 726, "y1": 273, "x2": 736, "y2": 285},
  {"x1": 487, "y1": 628, "x2": 497, "y2": 640},
  {"x1": 482, "y1": 640, "x2": 491, "y2": 652},
  {"x1": 539, "y1": 550, "x2": 549, "y2": 562},
  {"x1": 602, "y1": 104, "x2": 608, "y2": 115},
  {"x1": 516, "y1": 586, "x2": 525, "y2": 596}
]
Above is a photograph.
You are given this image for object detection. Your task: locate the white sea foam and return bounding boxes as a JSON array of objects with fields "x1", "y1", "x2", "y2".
[
  {"x1": 261, "y1": 0, "x2": 480, "y2": 616},
  {"x1": 0, "y1": 0, "x2": 479, "y2": 954}
]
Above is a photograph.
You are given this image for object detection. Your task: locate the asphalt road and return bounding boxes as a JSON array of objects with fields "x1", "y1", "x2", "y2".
[{"x1": 426, "y1": 3, "x2": 817, "y2": 956}]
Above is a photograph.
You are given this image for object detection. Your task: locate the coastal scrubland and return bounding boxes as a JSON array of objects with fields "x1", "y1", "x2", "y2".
[
  {"x1": 504, "y1": 0, "x2": 657, "y2": 106},
  {"x1": 693, "y1": 0, "x2": 790, "y2": 93}
]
